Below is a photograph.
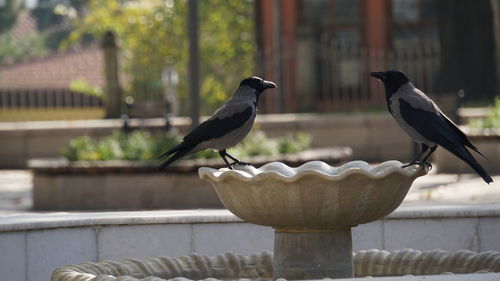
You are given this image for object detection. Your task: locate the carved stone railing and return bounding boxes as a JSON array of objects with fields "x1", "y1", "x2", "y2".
[{"x1": 52, "y1": 249, "x2": 500, "y2": 281}]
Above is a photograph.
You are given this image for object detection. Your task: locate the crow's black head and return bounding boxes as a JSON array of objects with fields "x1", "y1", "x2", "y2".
[
  {"x1": 370, "y1": 70, "x2": 410, "y2": 98},
  {"x1": 240, "y1": 76, "x2": 276, "y2": 93}
]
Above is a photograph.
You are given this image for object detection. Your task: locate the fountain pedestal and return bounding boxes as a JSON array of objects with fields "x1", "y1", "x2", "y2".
[
  {"x1": 199, "y1": 160, "x2": 428, "y2": 280},
  {"x1": 274, "y1": 228, "x2": 352, "y2": 279}
]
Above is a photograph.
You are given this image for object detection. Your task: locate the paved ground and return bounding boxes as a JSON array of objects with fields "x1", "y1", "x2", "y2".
[
  {"x1": 404, "y1": 173, "x2": 500, "y2": 205},
  {"x1": 0, "y1": 170, "x2": 32, "y2": 215},
  {"x1": 0, "y1": 169, "x2": 499, "y2": 215}
]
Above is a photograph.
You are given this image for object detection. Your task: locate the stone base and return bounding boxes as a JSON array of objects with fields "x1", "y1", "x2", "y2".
[{"x1": 273, "y1": 228, "x2": 353, "y2": 279}]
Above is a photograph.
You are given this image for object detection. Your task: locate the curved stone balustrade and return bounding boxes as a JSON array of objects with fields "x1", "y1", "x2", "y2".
[
  {"x1": 52, "y1": 251, "x2": 273, "y2": 281},
  {"x1": 354, "y1": 249, "x2": 500, "y2": 276},
  {"x1": 52, "y1": 249, "x2": 500, "y2": 281}
]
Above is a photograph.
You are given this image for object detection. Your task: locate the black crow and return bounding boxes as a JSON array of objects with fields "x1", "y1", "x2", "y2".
[
  {"x1": 159, "y1": 76, "x2": 276, "y2": 170},
  {"x1": 370, "y1": 69, "x2": 492, "y2": 184}
]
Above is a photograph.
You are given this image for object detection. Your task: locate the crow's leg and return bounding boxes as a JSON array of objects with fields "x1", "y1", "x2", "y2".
[
  {"x1": 421, "y1": 146, "x2": 437, "y2": 162},
  {"x1": 225, "y1": 151, "x2": 250, "y2": 166},
  {"x1": 413, "y1": 143, "x2": 430, "y2": 161},
  {"x1": 412, "y1": 145, "x2": 436, "y2": 170},
  {"x1": 402, "y1": 144, "x2": 432, "y2": 169},
  {"x1": 218, "y1": 150, "x2": 233, "y2": 169},
  {"x1": 402, "y1": 160, "x2": 433, "y2": 170}
]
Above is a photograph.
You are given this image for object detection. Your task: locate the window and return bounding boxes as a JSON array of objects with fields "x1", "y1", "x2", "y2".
[{"x1": 391, "y1": 0, "x2": 439, "y2": 49}]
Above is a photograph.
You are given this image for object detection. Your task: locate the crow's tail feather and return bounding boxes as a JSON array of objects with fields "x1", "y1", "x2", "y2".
[
  {"x1": 464, "y1": 142, "x2": 486, "y2": 158},
  {"x1": 159, "y1": 144, "x2": 180, "y2": 159},
  {"x1": 468, "y1": 159, "x2": 493, "y2": 184},
  {"x1": 158, "y1": 143, "x2": 196, "y2": 171},
  {"x1": 445, "y1": 143, "x2": 493, "y2": 184}
]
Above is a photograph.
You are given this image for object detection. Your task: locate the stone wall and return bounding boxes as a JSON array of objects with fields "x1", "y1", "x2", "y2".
[
  {"x1": 256, "y1": 114, "x2": 413, "y2": 161},
  {"x1": 434, "y1": 134, "x2": 500, "y2": 175},
  {"x1": 33, "y1": 172, "x2": 222, "y2": 210},
  {"x1": 0, "y1": 113, "x2": 413, "y2": 169},
  {"x1": 1, "y1": 205, "x2": 500, "y2": 281},
  {"x1": 30, "y1": 148, "x2": 351, "y2": 210}
]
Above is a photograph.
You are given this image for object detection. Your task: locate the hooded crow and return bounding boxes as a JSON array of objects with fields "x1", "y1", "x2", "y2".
[
  {"x1": 158, "y1": 76, "x2": 276, "y2": 170},
  {"x1": 370, "y1": 69, "x2": 492, "y2": 184}
]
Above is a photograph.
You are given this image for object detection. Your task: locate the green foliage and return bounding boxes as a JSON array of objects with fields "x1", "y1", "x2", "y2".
[
  {"x1": 70, "y1": 78, "x2": 103, "y2": 96},
  {"x1": 229, "y1": 131, "x2": 312, "y2": 157},
  {"x1": 0, "y1": 0, "x2": 23, "y2": 33},
  {"x1": 61, "y1": 135, "x2": 97, "y2": 161},
  {"x1": 230, "y1": 131, "x2": 278, "y2": 157},
  {"x1": 0, "y1": 33, "x2": 48, "y2": 64},
  {"x1": 64, "y1": 0, "x2": 256, "y2": 115},
  {"x1": 468, "y1": 96, "x2": 500, "y2": 129},
  {"x1": 61, "y1": 131, "x2": 177, "y2": 161},
  {"x1": 278, "y1": 133, "x2": 312, "y2": 155},
  {"x1": 32, "y1": 0, "x2": 87, "y2": 50},
  {"x1": 61, "y1": 130, "x2": 313, "y2": 162}
]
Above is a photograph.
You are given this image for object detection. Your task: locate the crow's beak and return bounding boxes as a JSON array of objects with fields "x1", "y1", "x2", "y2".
[
  {"x1": 264, "y1": 80, "x2": 277, "y2": 89},
  {"x1": 370, "y1": 71, "x2": 386, "y2": 81}
]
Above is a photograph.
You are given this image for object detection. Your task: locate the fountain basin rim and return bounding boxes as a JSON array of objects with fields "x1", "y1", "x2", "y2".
[{"x1": 199, "y1": 160, "x2": 428, "y2": 183}]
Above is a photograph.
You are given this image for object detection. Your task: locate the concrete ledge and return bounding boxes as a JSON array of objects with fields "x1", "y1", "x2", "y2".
[
  {"x1": 389, "y1": 204, "x2": 500, "y2": 219},
  {"x1": 0, "y1": 209, "x2": 239, "y2": 232},
  {"x1": 0, "y1": 113, "x2": 412, "y2": 168},
  {"x1": 2, "y1": 205, "x2": 500, "y2": 281},
  {"x1": 434, "y1": 132, "x2": 500, "y2": 174},
  {"x1": 29, "y1": 148, "x2": 351, "y2": 210},
  {"x1": 3, "y1": 204, "x2": 500, "y2": 233}
]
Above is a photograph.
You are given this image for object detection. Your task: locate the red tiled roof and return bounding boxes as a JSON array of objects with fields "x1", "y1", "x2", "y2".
[
  {"x1": 9, "y1": 10, "x2": 37, "y2": 40},
  {"x1": 0, "y1": 45, "x2": 105, "y2": 89}
]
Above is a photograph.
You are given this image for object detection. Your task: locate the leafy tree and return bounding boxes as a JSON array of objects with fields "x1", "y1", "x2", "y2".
[
  {"x1": 0, "y1": 32, "x2": 48, "y2": 64},
  {"x1": 65, "y1": 0, "x2": 256, "y2": 115},
  {"x1": 0, "y1": 0, "x2": 23, "y2": 33},
  {"x1": 32, "y1": 0, "x2": 87, "y2": 50}
]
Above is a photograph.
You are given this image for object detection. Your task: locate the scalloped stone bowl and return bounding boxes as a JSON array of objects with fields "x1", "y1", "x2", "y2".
[{"x1": 199, "y1": 160, "x2": 428, "y2": 229}]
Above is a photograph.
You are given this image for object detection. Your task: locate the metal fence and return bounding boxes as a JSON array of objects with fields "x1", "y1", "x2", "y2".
[
  {"x1": 0, "y1": 41, "x2": 442, "y2": 122},
  {"x1": 0, "y1": 89, "x2": 104, "y2": 122},
  {"x1": 315, "y1": 41, "x2": 441, "y2": 111},
  {"x1": 0, "y1": 89, "x2": 102, "y2": 108}
]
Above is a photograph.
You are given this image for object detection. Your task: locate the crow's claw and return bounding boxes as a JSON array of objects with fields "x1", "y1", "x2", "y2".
[
  {"x1": 401, "y1": 160, "x2": 432, "y2": 170},
  {"x1": 231, "y1": 161, "x2": 251, "y2": 167}
]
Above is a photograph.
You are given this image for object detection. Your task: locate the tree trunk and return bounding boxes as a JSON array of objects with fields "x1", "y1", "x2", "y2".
[
  {"x1": 188, "y1": 0, "x2": 200, "y2": 129},
  {"x1": 102, "y1": 31, "x2": 123, "y2": 118}
]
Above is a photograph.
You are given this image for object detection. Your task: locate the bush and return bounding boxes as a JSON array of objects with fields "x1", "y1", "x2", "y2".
[
  {"x1": 60, "y1": 130, "x2": 312, "y2": 161},
  {"x1": 468, "y1": 96, "x2": 500, "y2": 129},
  {"x1": 0, "y1": 33, "x2": 48, "y2": 64}
]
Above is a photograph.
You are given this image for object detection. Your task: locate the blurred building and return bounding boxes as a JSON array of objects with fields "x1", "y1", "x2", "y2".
[
  {"x1": 0, "y1": 45, "x2": 104, "y2": 121},
  {"x1": 256, "y1": 0, "x2": 500, "y2": 113},
  {"x1": 0, "y1": 45, "x2": 104, "y2": 90}
]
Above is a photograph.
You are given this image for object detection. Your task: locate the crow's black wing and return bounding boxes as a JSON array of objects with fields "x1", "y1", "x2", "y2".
[
  {"x1": 158, "y1": 106, "x2": 253, "y2": 170},
  {"x1": 399, "y1": 99, "x2": 460, "y2": 148},
  {"x1": 399, "y1": 98, "x2": 492, "y2": 183},
  {"x1": 184, "y1": 106, "x2": 253, "y2": 144},
  {"x1": 439, "y1": 112, "x2": 484, "y2": 156}
]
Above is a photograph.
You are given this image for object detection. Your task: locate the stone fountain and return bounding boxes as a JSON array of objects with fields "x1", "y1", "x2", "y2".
[
  {"x1": 199, "y1": 160, "x2": 427, "y2": 279},
  {"x1": 51, "y1": 160, "x2": 500, "y2": 281}
]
